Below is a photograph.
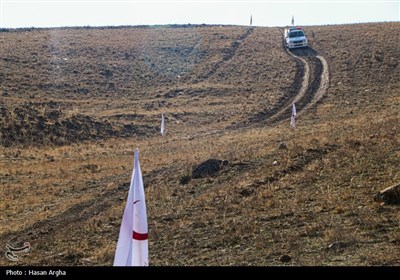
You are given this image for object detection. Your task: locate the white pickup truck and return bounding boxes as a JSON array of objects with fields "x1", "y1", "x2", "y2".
[{"x1": 284, "y1": 27, "x2": 308, "y2": 49}]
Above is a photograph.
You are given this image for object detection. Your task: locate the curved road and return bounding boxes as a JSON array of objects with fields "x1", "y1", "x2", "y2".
[{"x1": 249, "y1": 32, "x2": 330, "y2": 126}]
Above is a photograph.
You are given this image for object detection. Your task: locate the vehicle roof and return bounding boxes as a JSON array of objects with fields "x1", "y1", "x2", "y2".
[{"x1": 287, "y1": 27, "x2": 302, "y2": 32}]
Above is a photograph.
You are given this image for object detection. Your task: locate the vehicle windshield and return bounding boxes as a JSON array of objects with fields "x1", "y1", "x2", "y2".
[{"x1": 289, "y1": 31, "x2": 305, "y2": 38}]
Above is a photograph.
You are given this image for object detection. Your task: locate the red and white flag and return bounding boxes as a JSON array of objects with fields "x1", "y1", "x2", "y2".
[
  {"x1": 291, "y1": 102, "x2": 296, "y2": 128},
  {"x1": 114, "y1": 148, "x2": 148, "y2": 266},
  {"x1": 161, "y1": 113, "x2": 165, "y2": 136}
]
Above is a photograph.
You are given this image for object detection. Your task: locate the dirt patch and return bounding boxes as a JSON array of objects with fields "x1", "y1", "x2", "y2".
[
  {"x1": 192, "y1": 159, "x2": 228, "y2": 179},
  {"x1": 0, "y1": 103, "x2": 156, "y2": 147}
]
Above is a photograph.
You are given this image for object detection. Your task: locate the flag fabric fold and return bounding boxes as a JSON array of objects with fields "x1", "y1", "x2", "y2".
[
  {"x1": 291, "y1": 102, "x2": 296, "y2": 128},
  {"x1": 114, "y1": 148, "x2": 148, "y2": 266}
]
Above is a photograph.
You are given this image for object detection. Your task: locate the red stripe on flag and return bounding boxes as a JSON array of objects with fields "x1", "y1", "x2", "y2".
[{"x1": 133, "y1": 231, "x2": 148, "y2": 240}]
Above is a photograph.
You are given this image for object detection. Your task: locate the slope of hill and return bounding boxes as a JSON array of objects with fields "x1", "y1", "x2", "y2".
[{"x1": 0, "y1": 22, "x2": 399, "y2": 266}]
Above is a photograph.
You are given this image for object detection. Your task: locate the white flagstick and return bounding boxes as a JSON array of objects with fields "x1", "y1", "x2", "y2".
[
  {"x1": 161, "y1": 113, "x2": 165, "y2": 136},
  {"x1": 114, "y1": 148, "x2": 148, "y2": 266},
  {"x1": 292, "y1": 102, "x2": 297, "y2": 117},
  {"x1": 291, "y1": 102, "x2": 296, "y2": 128}
]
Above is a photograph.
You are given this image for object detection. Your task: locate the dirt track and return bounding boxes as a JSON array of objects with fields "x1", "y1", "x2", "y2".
[
  {"x1": 302, "y1": 55, "x2": 329, "y2": 113},
  {"x1": 249, "y1": 32, "x2": 330, "y2": 126}
]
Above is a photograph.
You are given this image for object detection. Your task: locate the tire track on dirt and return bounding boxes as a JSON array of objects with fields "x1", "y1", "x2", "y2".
[
  {"x1": 265, "y1": 49, "x2": 311, "y2": 124},
  {"x1": 271, "y1": 47, "x2": 329, "y2": 122},
  {"x1": 238, "y1": 143, "x2": 338, "y2": 195},
  {"x1": 197, "y1": 27, "x2": 254, "y2": 82},
  {"x1": 169, "y1": 34, "x2": 329, "y2": 141},
  {"x1": 299, "y1": 55, "x2": 329, "y2": 114},
  {"x1": 246, "y1": 39, "x2": 309, "y2": 125},
  {"x1": 248, "y1": 30, "x2": 329, "y2": 126}
]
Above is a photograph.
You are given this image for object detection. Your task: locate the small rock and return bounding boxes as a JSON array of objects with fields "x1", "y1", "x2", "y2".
[
  {"x1": 40, "y1": 229, "x2": 49, "y2": 235},
  {"x1": 81, "y1": 164, "x2": 99, "y2": 173},
  {"x1": 192, "y1": 159, "x2": 227, "y2": 179},
  {"x1": 278, "y1": 142, "x2": 287, "y2": 150},
  {"x1": 328, "y1": 241, "x2": 346, "y2": 251},
  {"x1": 374, "y1": 183, "x2": 400, "y2": 204},
  {"x1": 273, "y1": 160, "x2": 278, "y2": 165},
  {"x1": 179, "y1": 174, "x2": 191, "y2": 185},
  {"x1": 82, "y1": 257, "x2": 93, "y2": 264},
  {"x1": 162, "y1": 217, "x2": 173, "y2": 222},
  {"x1": 279, "y1": 254, "x2": 292, "y2": 263},
  {"x1": 118, "y1": 183, "x2": 129, "y2": 190},
  {"x1": 239, "y1": 188, "x2": 253, "y2": 197},
  {"x1": 101, "y1": 69, "x2": 113, "y2": 78}
]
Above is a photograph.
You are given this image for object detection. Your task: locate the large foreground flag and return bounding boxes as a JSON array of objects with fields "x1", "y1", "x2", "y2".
[
  {"x1": 291, "y1": 102, "x2": 297, "y2": 128},
  {"x1": 114, "y1": 148, "x2": 148, "y2": 266},
  {"x1": 161, "y1": 113, "x2": 165, "y2": 136}
]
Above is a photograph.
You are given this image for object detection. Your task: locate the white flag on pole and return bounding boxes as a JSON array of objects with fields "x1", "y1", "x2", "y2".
[
  {"x1": 291, "y1": 102, "x2": 296, "y2": 128},
  {"x1": 161, "y1": 113, "x2": 165, "y2": 136},
  {"x1": 114, "y1": 148, "x2": 148, "y2": 266}
]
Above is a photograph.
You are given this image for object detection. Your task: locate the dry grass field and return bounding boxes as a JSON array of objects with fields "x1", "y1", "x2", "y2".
[{"x1": 0, "y1": 22, "x2": 399, "y2": 266}]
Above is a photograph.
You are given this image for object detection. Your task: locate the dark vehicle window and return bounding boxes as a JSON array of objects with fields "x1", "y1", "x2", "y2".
[{"x1": 289, "y1": 31, "x2": 304, "y2": 38}]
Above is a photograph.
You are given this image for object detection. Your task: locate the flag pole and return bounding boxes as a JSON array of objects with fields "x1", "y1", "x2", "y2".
[
  {"x1": 161, "y1": 112, "x2": 165, "y2": 137},
  {"x1": 291, "y1": 102, "x2": 297, "y2": 128}
]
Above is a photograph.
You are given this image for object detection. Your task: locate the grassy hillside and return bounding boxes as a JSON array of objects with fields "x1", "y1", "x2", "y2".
[{"x1": 0, "y1": 22, "x2": 399, "y2": 266}]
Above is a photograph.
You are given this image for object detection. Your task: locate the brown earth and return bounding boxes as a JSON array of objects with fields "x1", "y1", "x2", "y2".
[{"x1": 0, "y1": 22, "x2": 399, "y2": 266}]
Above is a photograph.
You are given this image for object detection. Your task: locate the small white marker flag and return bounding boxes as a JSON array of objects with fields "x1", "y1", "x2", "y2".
[
  {"x1": 161, "y1": 113, "x2": 165, "y2": 136},
  {"x1": 291, "y1": 102, "x2": 296, "y2": 128},
  {"x1": 114, "y1": 148, "x2": 149, "y2": 266}
]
